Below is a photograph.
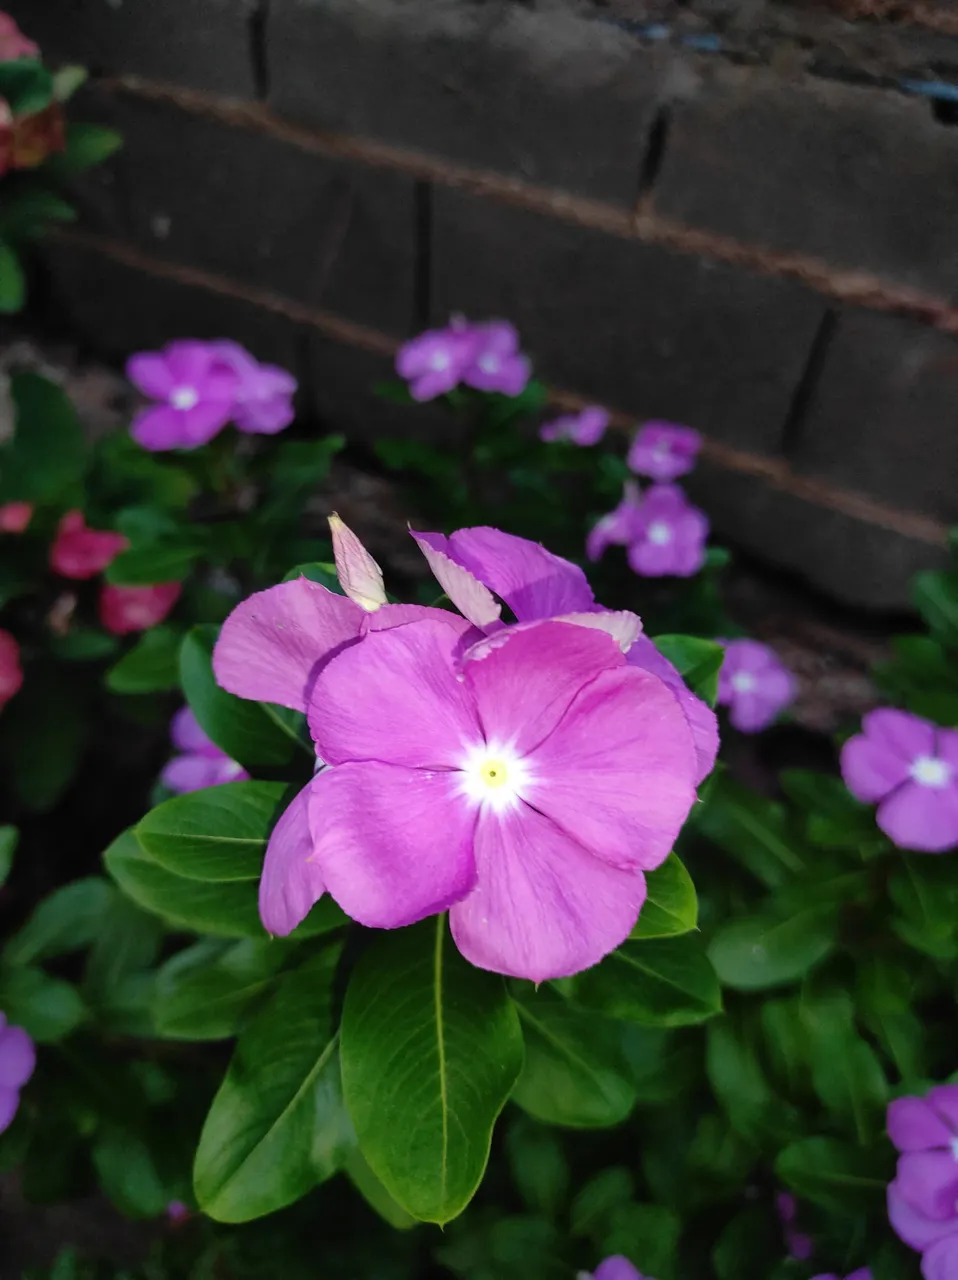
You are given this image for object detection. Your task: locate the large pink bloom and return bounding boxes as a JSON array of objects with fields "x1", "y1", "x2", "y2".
[
  {"x1": 0, "y1": 1012, "x2": 35, "y2": 1135},
  {"x1": 127, "y1": 340, "x2": 240, "y2": 451},
  {"x1": 0, "y1": 628, "x2": 22, "y2": 711},
  {"x1": 161, "y1": 707, "x2": 248, "y2": 794},
  {"x1": 100, "y1": 583, "x2": 181, "y2": 635},
  {"x1": 49, "y1": 510, "x2": 128, "y2": 580},
  {"x1": 841, "y1": 709, "x2": 958, "y2": 854}
]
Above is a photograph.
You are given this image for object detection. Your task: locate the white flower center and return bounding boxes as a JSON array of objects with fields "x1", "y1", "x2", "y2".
[
  {"x1": 429, "y1": 351, "x2": 451, "y2": 372},
  {"x1": 458, "y1": 741, "x2": 531, "y2": 813},
  {"x1": 647, "y1": 520, "x2": 673, "y2": 546},
  {"x1": 731, "y1": 671, "x2": 757, "y2": 694},
  {"x1": 170, "y1": 385, "x2": 199, "y2": 411},
  {"x1": 477, "y1": 353, "x2": 500, "y2": 374},
  {"x1": 911, "y1": 755, "x2": 951, "y2": 789}
]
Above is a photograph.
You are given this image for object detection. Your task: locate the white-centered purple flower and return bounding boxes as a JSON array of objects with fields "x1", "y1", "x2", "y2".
[
  {"x1": 161, "y1": 707, "x2": 248, "y2": 794},
  {"x1": 627, "y1": 421, "x2": 701, "y2": 482},
  {"x1": 127, "y1": 341, "x2": 241, "y2": 451},
  {"x1": 887, "y1": 1086, "x2": 958, "y2": 1279},
  {"x1": 716, "y1": 638, "x2": 797, "y2": 733},
  {"x1": 540, "y1": 406, "x2": 609, "y2": 446},
  {"x1": 626, "y1": 484, "x2": 709, "y2": 578},
  {"x1": 0, "y1": 1012, "x2": 35, "y2": 1134},
  {"x1": 841, "y1": 709, "x2": 958, "y2": 854},
  {"x1": 461, "y1": 320, "x2": 530, "y2": 397},
  {"x1": 395, "y1": 320, "x2": 479, "y2": 401}
]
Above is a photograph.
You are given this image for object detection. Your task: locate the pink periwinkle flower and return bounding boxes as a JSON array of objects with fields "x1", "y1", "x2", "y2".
[
  {"x1": 0, "y1": 628, "x2": 22, "y2": 712},
  {"x1": 627, "y1": 421, "x2": 701, "y2": 482},
  {"x1": 208, "y1": 340, "x2": 297, "y2": 435},
  {"x1": 395, "y1": 320, "x2": 479, "y2": 402},
  {"x1": 0, "y1": 501, "x2": 32, "y2": 533},
  {"x1": 49, "y1": 510, "x2": 128, "y2": 580},
  {"x1": 539, "y1": 406, "x2": 609, "y2": 446},
  {"x1": 841, "y1": 709, "x2": 958, "y2": 854},
  {"x1": 462, "y1": 320, "x2": 530, "y2": 397},
  {"x1": 100, "y1": 582, "x2": 181, "y2": 635},
  {"x1": 887, "y1": 1086, "x2": 958, "y2": 1280},
  {"x1": 717, "y1": 638, "x2": 797, "y2": 733},
  {"x1": 626, "y1": 484, "x2": 709, "y2": 578},
  {"x1": 0, "y1": 13, "x2": 39, "y2": 61},
  {"x1": 580, "y1": 1259, "x2": 651, "y2": 1280},
  {"x1": 0, "y1": 1012, "x2": 36, "y2": 1134},
  {"x1": 127, "y1": 340, "x2": 241, "y2": 451},
  {"x1": 213, "y1": 527, "x2": 703, "y2": 982},
  {"x1": 161, "y1": 707, "x2": 248, "y2": 794}
]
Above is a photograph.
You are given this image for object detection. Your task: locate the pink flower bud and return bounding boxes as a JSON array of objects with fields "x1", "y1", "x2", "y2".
[{"x1": 329, "y1": 514, "x2": 386, "y2": 611}]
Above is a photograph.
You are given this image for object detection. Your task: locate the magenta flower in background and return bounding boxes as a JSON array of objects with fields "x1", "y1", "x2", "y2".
[
  {"x1": 811, "y1": 1272, "x2": 871, "y2": 1280},
  {"x1": 580, "y1": 1258, "x2": 650, "y2": 1280},
  {"x1": 161, "y1": 707, "x2": 248, "y2": 794},
  {"x1": 887, "y1": 1086, "x2": 958, "y2": 1278},
  {"x1": 100, "y1": 582, "x2": 181, "y2": 635},
  {"x1": 888, "y1": 1180, "x2": 958, "y2": 1280},
  {"x1": 49, "y1": 510, "x2": 128, "y2": 580},
  {"x1": 166, "y1": 1200, "x2": 192, "y2": 1226},
  {"x1": 0, "y1": 501, "x2": 32, "y2": 533},
  {"x1": 0, "y1": 628, "x2": 22, "y2": 712},
  {"x1": 127, "y1": 340, "x2": 240, "y2": 450},
  {"x1": 776, "y1": 1190, "x2": 814, "y2": 1260},
  {"x1": 626, "y1": 484, "x2": 709, "y2": 578},
  {"x1": 540, "y1": 406, "x2": 609, "y2": 447},
  {"x1": 841, "y1": 709, "x2": 958, "y2": 853},
  {"x1": 587, "y1": 482, "x2": 644, "y2": 564},
  {"x1": 209, "y1": 340, "x2": 297, "y2": 435},
  {"x1": 717, "y1": 638, "x2": 797, "y2": 733},
  {"x1": 0, "y1": 1012, "x2": 35, "y2": 1134},
  {"x1": 0, "y1": 13, "x2": 39, "y2": 61},
  {"x1": 462, "y1": 320, "x2": 530, "y2": 397},
  {"x1": 395, "y1": 320, "x2": 478, "y2": 401},
  {"x1": 627, "y1": 421, "x2": 701, "y2": 482}
]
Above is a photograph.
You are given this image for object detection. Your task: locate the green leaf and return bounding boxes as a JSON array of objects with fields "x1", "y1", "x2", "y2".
[
  {"x1": 779, "y1": 769, "x2": 881, "y2": 850},
  {"x1": 106, "y1": 626, "x2": 183, "y2": 693},
  {"x1": 49, "y1": 628, "x2": 119, "y2": 662},
  {"x1": 0, "y1": 186, "x2": 75, "y2": 238},
  {"x1": 0, "y1": 238, "x2": 25, "y2": 313},
  {"x1": 651, "y1": 635, "x2": 725, "y2": 707},
  {"x1": 282, "y1": 561, "x2": 342, "y2": 591},
  {"x1": 0, "y1": 60, "x2": 53, "y2": 114},
  {"x1": 154, "y1": 938, "x2": 288, "y2": 1041},
  {"x1": 194, "y1": 946, "x2": 353, "y2": 1222},
  {"x1": 713, "y1": 1208, "x2": 781, "y2": 1280},
  {"x1": 92, "y1": 1126, "x2": 169, "y2": 1218},
  {"x1": 707, "y1": 903, "x2": 837, "y2": 990},
  {"x1": 135, "y1": 781, "x2": 287, "y2": 882},
  {"x1": 693, "y1": 774, "x2": 805, "y2": 888},
  {"x1": 511, "y1": 992, "x2": 635, "y2": 1128},
  {"x1": 106, "y1": 538, "x2": 204, "y2": 586},
  {"x1": 3, "y1": 878, "x2": 115, "y2": 967},
  {"x1": 345, "y1": 1150, "x2": 419, "y2": 1231},
  {"x1": 0, "y1": 373, "x2": 85, "y2": 504},
  {"x1": 573, "y1": 935, "x2": 721, "y2": 1028},
  {"x1": 774, "y1": 1137, "x2": 889, "y2": 1213},
  {"x1": 46, "y1": 121, "x2": 123, "y2": 175},
  {"x1": 570, "y1": 1167, "x2": 634, "y2": 1240},
  {"x1": 630, "y1": 854, "x2": 697, "y2": 939},
  {"x1": 340, "y1": 916, "x2": 524, "y2": 1224},
  {"x1": 913, "y1": 570, "x2": 958, "y2": 648},
  {"x1": 707, "y1": 1018, "x2": 799, "y2": 1145},
  {"x1": 180, "y1": 625, "x2": 306, "y2": 768},
  {"x1": 505, "y1": 1117, "x2": 569, "y2": 1220},
  {"x1": 801, "y1": 989, "x2": 889, "y2": 1142},
  {"x1": 0, "y1": 826, "x2": 17, "y2": 890},
  {"x1": 889, "y1": 855, "x2": 958, "y2": 959},
  {"x1": 0, "y1": 967, "x2": 86, "y2": 1042},
  {"x1": 597, "y1": 1203, "x2": 680, "y2": 1280},
  {"x1": 83, "y1": 896, "x2": 165, "y2": 1027},
  {"x1": 0, "y1": 669, "x2": 88, "y2": 812}
]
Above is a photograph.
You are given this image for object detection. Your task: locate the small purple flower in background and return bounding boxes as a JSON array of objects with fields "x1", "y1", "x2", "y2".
[
  {"x1": 161, "y1": 707, "x2": 248, "y2": 794},
  {"x1": 461, "y1": 320, "x2": 530, "y2": 397},
  {"x1": 717, "y1": 638, "x2": 797, "y2": 733},
  {"x1": 540, "y1": 405, "x2": 609, "y2": 446},
  {"x1": 776, "y1": 1190, "x2": 814, "y2": 1261},
  {"x1": 578, "y1": 1257, "x2": 651, "y2": 1280},
  {"x1": 209, "y1": 340, "x2": 297, "y2": 435},
  {"x1": 395, "y1": 319, "x2": 478, "y2": 402},
  {"x1": 167, "y1": 1200, "x2": 192, "y2": 1226},
  {"x1": 841, "y1": 709, "x2": 958, "y2": 854},
  {"x1": 586, "y1": 482, "x2": 644, "y2": 563},
  {"x1": 0, "y1": 1012, "x2": 35, "y2": 1134},
  {"x1": 626, "y1": 484, "x2": 709, "y2": 578},
  {"x1": 887, "y1": 1086, "x2": 958, "y2": 1278},
  {"x1": 810, "y1": 1271, "x2": 871, "y2": 1280},
  {"x1": 627, "y1": 421, "x2": 701, "y2": 482},
  {"x1": 127, "y1": 340, "x2": 241, "y2": 451}
]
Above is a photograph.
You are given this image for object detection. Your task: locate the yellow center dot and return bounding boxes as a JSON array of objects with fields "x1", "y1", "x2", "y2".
[{"x1": 480, "y1": 759, "x2": 509, "y2": 789}]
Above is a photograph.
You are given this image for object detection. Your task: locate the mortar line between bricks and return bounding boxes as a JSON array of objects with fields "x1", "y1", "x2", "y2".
[
  {"x1": 101, "y1": 75, "x2": 958, "y2": 336},
  {"x1": 50, "y1": 227, "x2": 951, "y2": 552}
]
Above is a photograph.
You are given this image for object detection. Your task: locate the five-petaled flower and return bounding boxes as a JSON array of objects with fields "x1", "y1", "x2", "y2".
[
  {"x1": 841, "y1": 709, "x2": 958, "y2": 854},
  {"x1": 887, "y1": 1086, "x2": 958, "y2": 1279},
  {"x1": 49, "y1": 510, "x2": 128, "y2": 580},
  {"x1": 539, "y1": 406, "x2": 609, "y2": 446},
  {"x1": 395, "y1": 318, "x2": 530, "y2": 401},
  {"x1": 161, "y1": 707, "x2": 248, "y2": 794},
  {"x1": 100, "y1": 582, "x2": 181, "y2": 635},
  {"x1": 627, "y1": 421, "x2": 701, "y2": 482},
  {"x1": 625, "y1": 484, "x2": 709, "y2": 578},
  {"x1": 716, "y1": 638, "x2": 797, "y2": 734},
  {"x1": 0, "y1": 1011, "x2": 35, "y2": 1135}
]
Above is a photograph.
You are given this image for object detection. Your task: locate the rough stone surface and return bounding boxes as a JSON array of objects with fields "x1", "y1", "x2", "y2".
[
  {"x1": 267, "y1": 0, "x2": 693, "y2": 206},
  {"x1": 7, "y1": 0, "x2": 259, "y2": 98},
  {"x1": 432, "y1": 188, "x2": 826, "y2": 454},
  {"x1": 792, "y1": 309, "x2": 958, "y2": 524},
  {"x1": 654, "y1": 64, "x2": 958, "y2": 301}
]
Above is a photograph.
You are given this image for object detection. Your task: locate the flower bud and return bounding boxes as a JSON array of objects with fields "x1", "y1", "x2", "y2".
[{"x1": 329, "y1": 514, "x2": 386, "y2": 611}]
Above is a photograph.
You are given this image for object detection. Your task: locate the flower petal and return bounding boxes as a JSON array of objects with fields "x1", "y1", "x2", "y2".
[
  {"x1": 527, "y1": 665, "x2": 697, "y2": 870},
  {"x1": 929, "y1": 1086, "x2": 958, "y2": 1132},
  {"x1": 161, "y1": 754, "x2": 247, "y2": 794},
  {"x1": 126, "y1": 352, "x2": 176, "y2": 398},
  {"x1": 896, "y1": 1150, "x2": 958, "y2": 1220},
  {"x1": 888, "y1": 1096, "x2": 954, "y2": 1152},
  {"x1": 0, "y1": 1024, "x2": 34, "y2": 1088},
  {"x1": 179, "y1": 401, "x2": 234, "y2": 448},
  {"x1": 308, "y1": 762, "x2": 477, "y2": 928},
  {"x1": 259, "y1": 779, "x2": 327, "y2": 936},
  {"x1": 131, "y1": 405, "x2": 189, "y2": 451},
  {"x1": 840, "y1": 735, "x2": 910, "y2": 803},
  {"x1": 922, "y1": 1235, "x2": 958, "y2": 1280},
  {"x1": 213, "y1": 578, "x2": 364, "y2": 713},
  {"x1": 888, "y1": 1180, "x2": 958, "y2": 1250},
  {"x1": 593, "y1": 1259, "x2": 644, "y2": 1280},
  {"x1": 450, "y1": 804, "x2": 646, "y2": 981},
  {"x1": 627, "y1": 637, "x2": 718, "y2": 785},
  {"x1": 411, "y1": 531, "x2": 502, "y2": 627},
  {"x1": 728, "y1": 691, "x2": 780, "y2": 734},
  {"x1": 877, "y1": 781, "x2": 958, "y2": 853},
  {"x1": 864, "y1": 708, "x2": 936, "y2": 762},
  {"x1": 447, "y1": 526, "x2": 596, "y2": 619},
  {"x1": 170, "y1": 706, "x2": 214, "y2": 754}
]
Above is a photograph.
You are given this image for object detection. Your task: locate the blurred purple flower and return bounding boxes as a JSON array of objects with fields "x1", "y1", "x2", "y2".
[
  {"x1": 210, "y1": 340, "x2": 297, "y2": 435},
  {"x1": 167, "y1": 1200, "x2": 192, "y2": 1226},
  {"x1": 626, "y1": 484, "x2": 709, "y2": 578},
  {"x1": 540, "y1": 406, "x2": 609, "y2": 446},
  {"x1": 810, "y1": 1271, "x2": 871, "y2": 1280},
  {"x1": 586, "y1": 482, "x2": 644, "y2": 563},
  {"x1": 462, "y1": 320, "x2": 530, "y2": 397},
  {"x1": 0, "y1": 1012, "x2": 35, "y2": 1134},
  {"x1": 395, "y1": 320, "x2": 478, "y2": 401},
  {"x1": 776, "y1": 1191, "x2": 814, "y2": 1260},
  {"x1": 627, "y1": 421, "x2": 701, "y2": 482},
  {"x1": 841, "y1": 709, "x2": 958, "y2": 854},
  {"x1": 127, "y1": 340, "x2": 240, "y2": 451},
  {"x1": 162, "y1": 707, "x2": 248, "y2": 794},
  {"x1": 582, "y1": 1258, "x2": 650, "y2": 1280},
  {"x1": 716, "y1": 638, "x2": 797, "y2": 733}
]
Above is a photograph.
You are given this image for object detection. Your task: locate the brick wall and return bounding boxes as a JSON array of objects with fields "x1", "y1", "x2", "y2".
[{"x1": 11, "y1": 0, "x2": 958, "y2": 608}]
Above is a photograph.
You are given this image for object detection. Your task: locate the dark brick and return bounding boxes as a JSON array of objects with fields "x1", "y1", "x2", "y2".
[
  {"x1": 6, "y1": 0, "x2": 258, "y2": 97},
  {"x1": 654, "y1": 65, "x2": 958, "y2": 301},
  {"x1": 268, "y1": 0, "x2": 691, "y2": 207},
  {"x1": 431, "y1": 188, "x2": 826, "y2": 454},
  {"x1": 79, "y1": 89, "x2": 417, "y2": 336},
  {"x1": 685, "y1": 459, "x2": 948, "y2": 610},
  {"x1": 792, "y1": 309, "x2": 958, "y2": 525}
]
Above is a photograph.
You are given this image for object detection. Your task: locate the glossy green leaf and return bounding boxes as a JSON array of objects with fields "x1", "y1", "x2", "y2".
[
  {"x1": 92, "y1": 1127, "x2": 169, "y2": 1218},
  {"x1": 194, "y1": 946, "x2": 353, "y2": 1222},
  {"x1": 774, "y1": 1137, "x2": 889, "y2": 1212},
  {"x1": 0, "y1": 373, "x2": 85, "y2": 504},
  {"x1": 652, "y1": 635, "x2": 725, "y2": 707},
  {"x1": 598, "y1": 1203, "x2": 680, "y2": 1280},
  {"x1": 154, "y1": 938, "x2": 289, "y2": 1041},
  {"x1": 0, "y1": 826, "x2": 17, "y2": 890},
  {"x1": 0, "y1": 59, "x2": 53, "y2": 114},
  {"x1": 511, "y1": 992, "x2": 636, "y2": 1128},
  {"x1": 106, "y1": 538, "x2": 205, "y2": 586},
  {"x1": 180, "y1": 625, "x2": 307, "y2": 768},
  {"x1": 707, "y1": 1019, "x2": 800, "y2": 1145},
  {"x1": 707, "y1": 904, "x2": 837, "y2": 990},
  {"x1": 0, "y1": 238, "x2": 25, "y2": 313},
  {"x1": 341, "y1": 916, "x2": 524, "y2": 1224},
  {"x1": 570, "y1": 1167, "x2": 634, "y2": 1240},
  {"x1": 3, "y1": 878, "x2": 115, "y2": 967},
  {"x1": 573, "y1": 935, "x2": 721, "y2": 1028},
  {"x1": 801, "y1": 990, "x2": 889, "y2": 1143},
  {"x1": 135, "y1": 781, "x2": 287, "y2": 882},
  {"x1": 630, "y1": 854, "x2": 697, "y2": 939},
  {"x1": 106, "y1": 626, "x2": 182, "y2": 693},
  {"x1": 694, "y1": 774, "x2": 805, "y2": 888},
  {"x1": 0, "y1": 967, "x2": 86, "y2": 1042}
]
